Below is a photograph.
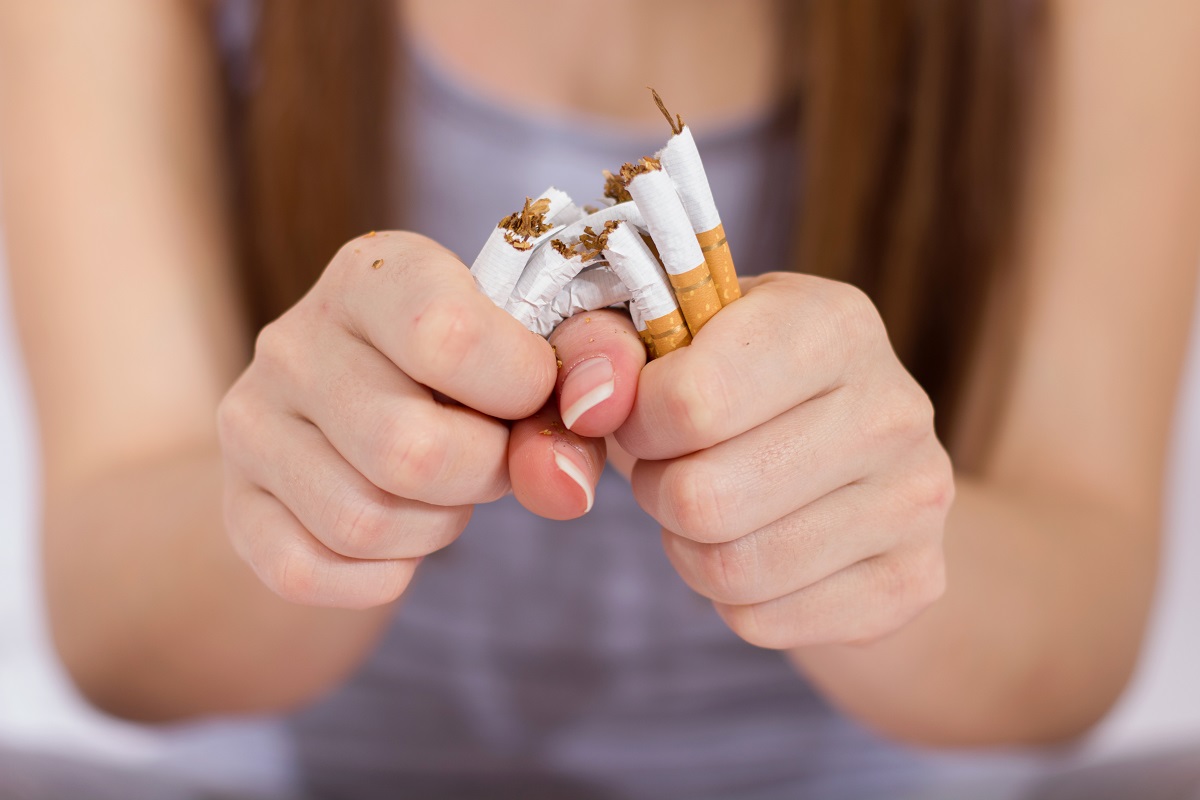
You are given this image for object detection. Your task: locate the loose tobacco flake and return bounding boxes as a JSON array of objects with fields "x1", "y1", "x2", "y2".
[
  {"x1": 602, "y1": 169, "x2": 632, "y2": 203},
  {"x1": 499, "y1": 196, "x2": 554, "y2": 248},
  {"x1": 649, "y1": 87, "x2": 685, "y2": 135}
]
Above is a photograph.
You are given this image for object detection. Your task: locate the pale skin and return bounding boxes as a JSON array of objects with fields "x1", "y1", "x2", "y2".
[{"x1": 0, "y1": 0, "x2": 1198, "y2": 748}]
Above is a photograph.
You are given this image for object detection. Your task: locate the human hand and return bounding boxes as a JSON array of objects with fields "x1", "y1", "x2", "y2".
[
  {"x1": 218, "y1": 232, "x2": 561, "y2": 608},
  {"x1": 615, "y1": 273, "x2": 954, "y2": 648}
]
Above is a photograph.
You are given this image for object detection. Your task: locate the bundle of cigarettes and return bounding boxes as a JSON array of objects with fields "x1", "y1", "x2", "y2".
[{"x1": 469, "y1": 91, "x2": 740, "y2": 359}]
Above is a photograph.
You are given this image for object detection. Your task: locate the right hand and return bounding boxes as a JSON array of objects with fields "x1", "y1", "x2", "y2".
[{"x1": 217, "y1": 232, "x2": 558, "y2": 608}]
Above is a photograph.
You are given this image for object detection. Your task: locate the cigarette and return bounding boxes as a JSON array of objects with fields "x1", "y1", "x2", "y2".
[
  {"x1": 506, "y1": 201, "x2": 646, "y2": 321},
  {"x1": 527, "y1": 265, "x2": 633, "y2": 337},
  {"x1": 627, "y1": 301, "x2": 654, "y2": 354},
  {"x1": 470, "y1": 187, "x2": 576, "y2": 307},
  {"x1": 602, "y1": 220, "x2": 691, "y2": 358},
  {"x1": 652, "y1": 90, "x2": 741, "y2": 307},
  {"x1": 622, "y1": 159, "x2": 721, "y2": 338}
]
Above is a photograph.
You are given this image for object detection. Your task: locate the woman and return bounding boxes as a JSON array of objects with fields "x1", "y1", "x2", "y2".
[{"x1": 1, "y1": 0, "x2": 1198, "y2": 796}]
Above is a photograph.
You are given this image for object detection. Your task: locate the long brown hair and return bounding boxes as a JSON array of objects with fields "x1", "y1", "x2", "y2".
[{"x1": 234, "y1": 1, "x2": 1036, "y2": 434}]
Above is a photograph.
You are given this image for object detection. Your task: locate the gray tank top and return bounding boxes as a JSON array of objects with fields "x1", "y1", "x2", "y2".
[{"x1": 284, "y1": 37, "x2": 1034, "y2": 800}]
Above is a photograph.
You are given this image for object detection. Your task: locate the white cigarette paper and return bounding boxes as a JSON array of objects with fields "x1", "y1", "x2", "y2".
[
  {"x1": 625, "y1": 164, "x2": 721, "y2": 335},
  {"x1": 602, "y1": 221, "x2": 689, "y2": 356},
  {"x1": 658, "y1": 126, "x2": 720, "y2": 234},
  {"x1": 470, "y1": 187, "x2": 576, "y2": 307},
  {"x1": 625, "y1": 168, "x2": 705, "y2": 280},
  {"x1": 527, "y1": 265, "x2": 633, "y2": 337},
  {"x1": 658, "y1": 124, "x2": 741, "y2": 306},
  {"x1": 505, "y1": 202, "x2": 646, "y2": 322}
]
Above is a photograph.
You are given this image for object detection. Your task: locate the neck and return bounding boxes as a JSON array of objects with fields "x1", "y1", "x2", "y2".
[{"x1": 401, "y1": 0, "x2": 783, "y2": 128}]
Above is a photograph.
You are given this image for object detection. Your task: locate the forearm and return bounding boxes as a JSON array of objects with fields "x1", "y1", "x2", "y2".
[
  {"x1": 43, "y1": 447, "x2": 395, "y2": 722},
  {"x1": 789, "y1": 476, "x2": 1158, "y2": 746}
]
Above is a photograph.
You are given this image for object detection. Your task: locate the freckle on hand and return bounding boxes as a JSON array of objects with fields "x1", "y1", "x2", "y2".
[{"x1": 372, "y1": 259, "x2": 384, "y2": 269}]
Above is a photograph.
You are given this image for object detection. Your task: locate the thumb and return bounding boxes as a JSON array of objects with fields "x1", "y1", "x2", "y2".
[
  {"x1": 549, "y1": 308, "x2": 647, "y2": 438},
  {"x1": 508, "y1": 401, "x2": 606, "y2": 521}
]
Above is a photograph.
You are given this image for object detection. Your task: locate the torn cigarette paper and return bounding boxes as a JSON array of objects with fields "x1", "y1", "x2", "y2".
[
  {"x1": 466, "y1": 90, "x2": 738, "y2": 359},
  {"x1": 624, "y1": 162, "x2": 721, "y2": 337},
  {"x1": 470, "y1": 187, "x2": 577, "y2": 306}
]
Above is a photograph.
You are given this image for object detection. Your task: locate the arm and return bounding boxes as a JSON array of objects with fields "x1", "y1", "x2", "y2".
[
  {"x1": 0, "y1": 0, "x2": 401, "y2": 721},
  {"x1": 612, "y1": 0, "x2": 1200, "y2": 746},
  {"x1": 796, "y1": 0, "x2": 1200, "y2": 744}
]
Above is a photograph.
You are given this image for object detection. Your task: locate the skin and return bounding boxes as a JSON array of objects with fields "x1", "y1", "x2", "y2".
[{"x1": 0, "y1": 0, "x2": 1198, "y2": 748}]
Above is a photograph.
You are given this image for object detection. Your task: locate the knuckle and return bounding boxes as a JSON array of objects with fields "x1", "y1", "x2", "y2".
[
  {"x1": 867, "y1": 548, "x2": 945, "y2": 632},
  {"x1": 216, "y1": 387, "x2": 255, "y2": 451},
  {"x1": 918, "y1": 549, "x2": 948, "y2": 609},
  {"x1": 826, "y1": 281, "x2": 884, "y2": 346},
  {"x1": 663, "y1": 463, "x2": 732, "y2": 542},
  {"x1": 408, "y1": 292, "x2": 484, "y2": 381},
  {"x1": 264, "y1": 544, "x2": 416, "y2": 609},
  {"x1": 863, "y1": 380, "x2": 935, "y2": 451},
  {"x1": 696, "y1": 539, "x2": 759, "y2": 604},
  {"x1": 724, "y1": 603, "x2": 794, "y2": 650},
  {"x1": 325, "y1": 489, "x2": 395, "y2": 559},
  {"x1": 393, "y1": 501, "x2": 472, "y2": 556},
  {"x1": 660, "y1": 365, "x2": 726, "y2": 449},
  {"x1": 345, "y1": 560, "x2": 418, "y2": 610},
  {"x1": 373, "y1": 412, "x2": 448, "y2": 496},
  {"x1": 252, "y1": 319, "x2": 296, "y2": 368},
  {"x1": 264, "y1": 546, "x2": 325, "y2": 606},
  {"x1": 910, "y1": 449, "x2": 956, "y2": 519},
  {"x1": 421, "y1": 504, "x2": 473, "y2": 550}
]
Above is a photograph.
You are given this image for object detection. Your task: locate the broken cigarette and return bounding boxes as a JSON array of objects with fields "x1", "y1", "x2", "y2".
[
  {"x1": 506, "y1": 201, "x2": 646, "y2": 324},
  {"x1": 470, "y1": 187, "x2": 577, "y2": 307},
  {"x1": 622, "y1": 158, "x2": 721, "y2": 337},
  {"x1": 652, "y1": 90, "x2": 741, "y2": 307},
  {"x1": 627, "y1": 301, "x2": 654, "y2": 354},
  {"x1": 602, "y1": 220, "x2": 691, "y2": 358},
  {"x1": 527, "y1": 264, "x2": 633, "y2": 337}
]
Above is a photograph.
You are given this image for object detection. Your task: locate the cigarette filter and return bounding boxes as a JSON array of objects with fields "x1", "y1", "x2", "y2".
[
  {"x1": 603, "y1": 221, "x2": 690, "y2": 358},
  {"x1": 624, "y1": 162, "x2": 721, "y2": 337},
  {"x1": 628, "y1": 302, "x2": 654, "y2": 354}
]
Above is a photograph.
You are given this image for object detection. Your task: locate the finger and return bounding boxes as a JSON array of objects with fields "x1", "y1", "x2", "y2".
[
  {"x1": 631, "y1": 360, "x2": 937, "y2": 542},
  {"x1": 508, "y1": 402, "x2": 606, "y2": 521},
  {"x1": 549, "y1": 308, "x2": 646, "y2": 437},
  {"x1": 328, "y1": 231, "x2": 556, "y2": 419},
  {"x1": 661, "y1": 482, "x2": 893, "y2": 606},
  {"x1": 225, "y1": 405, "x2": 471, "y2": 560},
  {"x1": 713, "y1": 544, "x2": 946, "y2": 650},
  {"x1": 224, "y1": 480, "x2": 418, "y2": 610},
  {"x1": 631, "y1": 385, "x2": 868, "y2": 543},
  {"x1": 254, "y1": 326, "x2": 511, "y2": 506},
  {"x1": 616, "y1": 273, "x2": 886, "y2": 460}
]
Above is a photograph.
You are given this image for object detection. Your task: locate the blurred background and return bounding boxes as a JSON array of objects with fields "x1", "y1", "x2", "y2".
[{"x1": 1, "y1": 1, "x2": 1199, "y2": 797}]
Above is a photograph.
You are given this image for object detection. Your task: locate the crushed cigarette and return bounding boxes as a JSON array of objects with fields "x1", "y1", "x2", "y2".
[
  {"x1": 577, "y1": 221, "x2": 618, "y2": 262},
  {"x1": 467, "y1": 91, "x2": 735, "y2": 358}
]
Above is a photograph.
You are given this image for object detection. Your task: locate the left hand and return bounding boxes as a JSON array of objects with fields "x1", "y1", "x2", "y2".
[
  {"x1": 505, "y1": 272, "x2": 952, "y2": 650},
  {"x1": 615, "y1": 272, "x2": 954, "y2": 649}
]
